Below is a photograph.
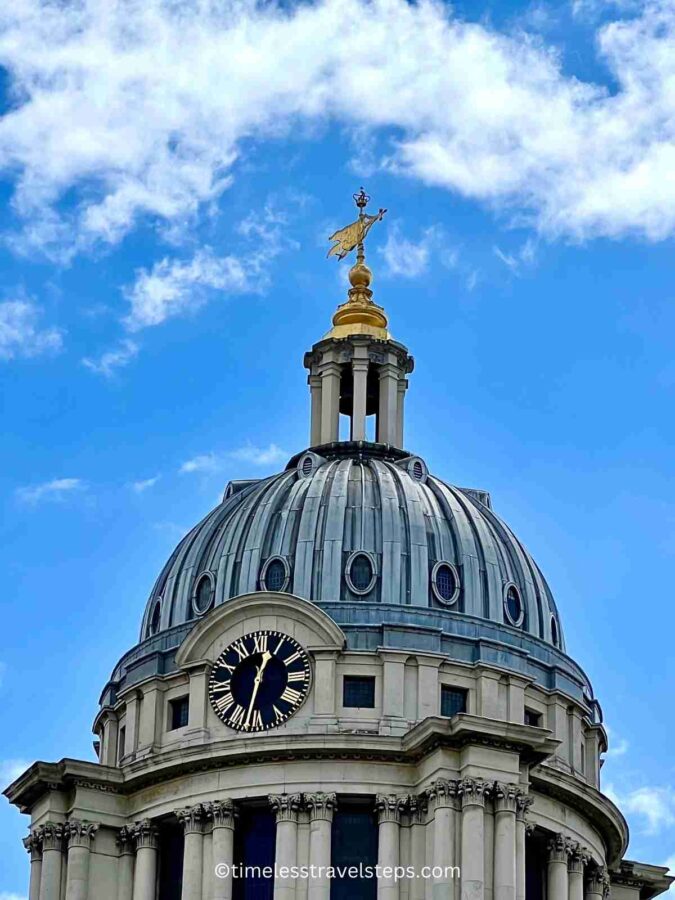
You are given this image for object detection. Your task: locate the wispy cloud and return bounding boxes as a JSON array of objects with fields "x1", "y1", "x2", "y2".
[
  {"x1": 380, "y1": 224, "x2": 437, "y2": 279},
  {"x1": 15, "y1": 477, "x2": 84, "y2": 505},
  {"x1": 604, "y1": 726, "x2": 630, "y2": 758},
  {"x1": 2, "y1": 0, "x2": 675, "y2": 255},
  {"x1": 0, "y1": 299, "x2": 62, "y2": 361},
  {"x1": 82, "y1": 339, "x2": 139, "y2": 377},
  {"x1": 129, "y1": 475, "x2": 160, "y2": 493},
  {"x1": 180, "y1": 444, "x2": 287, "y2": 474},
  {"x1": 606, "y1": 783, "x2": 675, "y2": 835},
  {"x1": 493, "y1": 238, "x2": 537, "y2": 274}
]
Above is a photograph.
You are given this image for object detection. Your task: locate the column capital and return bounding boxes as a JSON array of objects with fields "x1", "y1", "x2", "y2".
[
  {"x1": 116, "y1": 826, "x2": 136, "y2": 856},
  {"x1": 41, "y1": 822, "x2": 65, "y2": 852},
  {"x1": 408, "y1": 794, "x2": 428, "y2": 825},
  {"x1": 131, "y1": 819, "x2": 160, "y2": 850},
  {"x1": 587, "y1": 867, "x2": 611, "y2": 897},
  {"x1": 305, "y1": 792, "x2": 337, "y2": 822},
  {"x1": 494, "y1": 783, "x2": 520, "y2": 814},
  {"x1": 270, "y1": 793, "x2": 302, "y2": 823},
  {"x1": 23, "y1": 830, "x2": 43, "y2": 861},
  {"x1": 64, "y1": 820, "x2": 99, "y2": 849},
  {"x1": 569, "y1": 844, "x2": 590, "y2": 875},
  {"x1": 516, "y1": 793, "x2": 534, "y2": 823},
  {"x1": 206, "y1": 798, "x2": 237, "y2": 829},
  {"x1": 375, "y1": 793, "x2": 408, "y2": 824},
  {"x1": 175, "y1": 804, "x2": 206, "y2": 834},
  {"x1": 547, "y1": 833, "x2": 573, "y2": 864},
  {"x1": 459, "y1": 778, "x2": 491, "y2": 808},
  {"x1": 424, "y1": 778, "x2": 460, "y2": 809}
]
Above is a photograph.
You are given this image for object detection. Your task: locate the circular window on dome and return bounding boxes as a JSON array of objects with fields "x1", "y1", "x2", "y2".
[
  {"x1": 148, "y1": 599, "x2": 162, "y2": 637},
  {"x1": 551, "y1": 615, "x2": 560, "y2": 647},
  {"x1": 431, "y1": 561, "x2": 460, "y2": 605},
  {"x1": 407, "y1": 457, "x2": 428, "y2": 483},
  {"x1": 260, "y1": 556, "x2": 290, "y2": 593},
  {"x1": 192, "y1": 572, "x2": 215, "y2": 616},
  {"x1": 345, "y1": 551, "x2": 377, "y2": 596},
  {"x1": 503, "y1": 583, "x2": 525, "y2": 627}
]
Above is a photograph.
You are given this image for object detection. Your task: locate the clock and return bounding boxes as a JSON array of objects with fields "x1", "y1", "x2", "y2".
[{"x1": 208, "y1": 629, "x2": 311, "y2": 732}]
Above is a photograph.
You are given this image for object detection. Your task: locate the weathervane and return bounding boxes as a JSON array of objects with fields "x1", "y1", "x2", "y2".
[{"x1": 327, "y1": 188, "x2": 387, "y2": 263}]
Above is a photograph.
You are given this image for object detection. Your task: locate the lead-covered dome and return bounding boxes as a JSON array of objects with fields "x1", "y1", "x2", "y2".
[{"x1": 141, "y1": 442, "x2": 564, "y2": 651}]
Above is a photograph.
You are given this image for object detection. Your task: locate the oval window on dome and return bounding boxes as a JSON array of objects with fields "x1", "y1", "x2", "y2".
[
  {"x1": 192, "y1": 573, "x2": 215, "y2": 616},
  {"x1": 432, "y1": 561, "x2": 460, "y2": 605},
  {"x1": 503, "y1": 583, "x2": 524, "y2": 627},
  {"x1": 148, "y1": 599, "x2": 162, "y2": 637},
  {"x1": 551, "y1": 615, "x2": 560, "y2": 647},
  {"x1": 260, "y1": 556, "x2": 290, "y2": 592},
  {"x1": 346, "y1": 551, "x2": 377, "y2": 595}
]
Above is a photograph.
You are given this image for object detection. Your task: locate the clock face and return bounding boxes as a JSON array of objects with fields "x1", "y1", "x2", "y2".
[{"x1": 208, "y1": 630, "x2": 311, "y2": 732}]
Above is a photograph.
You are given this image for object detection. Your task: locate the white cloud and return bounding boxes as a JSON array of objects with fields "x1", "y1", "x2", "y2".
[
  {"x1": 15, "y1": 477, "x2": 84, "y2": 504},
  {"x1": 0, "y1": 759, "x2": 30, "y2": 785},
  {"x1": 0, "y1": 894, "x2": 28, "y2": 900},
  {"x1": 606, "y1": 783, "x2": 675, "y2": 834},
  {"x1": 130, "y1": 475, "x2": 160, "y2": 493},
  {"x1": 180, "y1": 444, "x2": 287, "y2": 474},
  {"x1": 82, "y1": 339, "x2": 139, "y2": 377},
  {"x1": 494, "y1": 238, "x2": 537, "y2": 273},
  {"x1": 380, "y1": 224, "x2": 436, "y2": 278},
  {"x1": 0, "y1": 299, "x2": 62, "y2": 361},
  {"x1": 1, "y1": 0, "x2": 675, "y2": 252},
  {"x1": 604, "y1": 725, "x2": 630, "y2": 757}
]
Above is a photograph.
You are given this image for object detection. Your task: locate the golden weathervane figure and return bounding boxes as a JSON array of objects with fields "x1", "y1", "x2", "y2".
[{"x1": 327, "y1": 188, "x2": 387, "y2": 262}]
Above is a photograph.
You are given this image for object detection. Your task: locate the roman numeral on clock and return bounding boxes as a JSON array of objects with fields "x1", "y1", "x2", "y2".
[
  {"x1": 252, "y1": 633, "x2": 268, "y2": 654},
  {"x1": 287, "y1": 670, "x2": 306, "y2": 683},
  {"x1": 280, "y1": 686, "x2": 302, "y2": 704}
]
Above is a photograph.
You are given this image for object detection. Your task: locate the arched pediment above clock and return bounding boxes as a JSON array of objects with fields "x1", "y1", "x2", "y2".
[{"x1": 175, "y1": 592, "x2": 346, "y2": 669}]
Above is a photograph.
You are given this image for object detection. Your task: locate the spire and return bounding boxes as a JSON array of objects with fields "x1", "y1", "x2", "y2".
[{"x1": 325, "y1": 188, "x2": 390, "y2": 340}]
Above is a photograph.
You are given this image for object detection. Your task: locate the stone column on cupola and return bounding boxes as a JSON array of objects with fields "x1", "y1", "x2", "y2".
[
  {"x1": 39, "y1": 823, "x2": 65, "y2": 900},
  {"x1": 376, "y1": 794, "x2": 407, "y2": 900},
  {"x1": 116, "y1": 827, "x2": 135, "y2": 900},
  {"x1": 547, "y1": 835, "x2": 571, "y2": 900},
  {"x1": 209, "y1": 799, "x2": 237, "y2": 900},
  {"x1": 568, "y1": 845, "x2": 589, "y2": 900},
  {"x1": 459, "y1": 778, "x2": 490, "y2": 900},
  {"x1": 131, "y1": 820, "x2": 160, "y2": 900},
  {"x1": 271, "y1": 793, "x2": 302, "y2": 900},
  {"x1": 515, "y1": 794, "x2": 533, "y2": 900},
  {"x1": 64, "y1": 820, "x2": 99, "y2": 900},
  {"x1": 176, "y1": 804, "x2": 207, "y2": 900},
  {"x1": 425, "y1": 779, "x2": 459, "y2": 900},
  {"x1": 23, "y1": 830, "x2": 43, "y2": 900},
  {"x1": 306, "y1": 792, "x2": 337, "y2": 900}
]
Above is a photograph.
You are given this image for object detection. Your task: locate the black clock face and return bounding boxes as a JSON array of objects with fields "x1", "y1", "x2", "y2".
[{"x1": 208, "y1": 630, "x2": 311, "y2": 732}]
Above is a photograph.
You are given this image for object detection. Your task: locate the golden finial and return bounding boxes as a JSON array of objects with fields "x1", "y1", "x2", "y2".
[{"x1": 325, "y1": 188, "x2": 390, "y2": 340}]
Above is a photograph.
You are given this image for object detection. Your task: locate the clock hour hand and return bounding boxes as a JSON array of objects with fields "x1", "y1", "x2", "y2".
[{"x1": 244, "y1": 651, "x2": 272, "y2": 729}]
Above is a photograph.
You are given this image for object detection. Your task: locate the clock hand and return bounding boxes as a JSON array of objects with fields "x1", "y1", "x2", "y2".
[{"x1": 244, "y1": 651, "x2": 272, "y2": 728}]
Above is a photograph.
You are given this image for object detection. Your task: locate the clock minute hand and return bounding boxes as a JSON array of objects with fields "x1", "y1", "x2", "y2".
[{"x1": 244, "y1": 651, "x2": 272, "y2": 728}]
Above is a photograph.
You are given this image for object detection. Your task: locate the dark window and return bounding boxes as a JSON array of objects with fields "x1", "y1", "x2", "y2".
[
  {"x1": 158, "y1": 820, "x2": 184, "y2": 900},
  {"x1": 551, "y1": 617, "x2": 560, "y2": 647},
  {"x1": 233, "y1": 807, "x2": 276, "y2": 900},
  {"x1": 194, "y1": 575, "x2": 213, "y2": 614},
  {"x1": 441, "y1": 686, "x2": 467, "y2": 717},
  {"x1": 302, "y1": 456, "x2": 313, "y2": 476},
  {"x1": 525, "y1": 708, "x2": 542, "y2": 728},
  {"x1": 343, "y1": 676, "x2": 375, "y2": 708},
  {"x1": 331, "y1": 800, "x2": 378, "y2": 900},
  {"x1": 149, "y1": 600, "x2": 161, "y2": 636},
  {"x1": 118, "y1": 726, "x2": 126, "y2": 762},
  {"x1": 264, "y1": 559, "x2": 287, "y2": 592},
  {"x1": 169, "y1": 696, "x2": 189, "y2": 730},
  {"x1": 435, "y1": 563, "x2": 458, "y2": 602},
  {"x1": 349, "y1": 553, "x2": 374, "y2": 593},
  {"x1": 505, "y1": 584, "x2": 523, "y2": 626},
  {"x1": 412, "y1": 459, "x2": 424, "y2": 480}
]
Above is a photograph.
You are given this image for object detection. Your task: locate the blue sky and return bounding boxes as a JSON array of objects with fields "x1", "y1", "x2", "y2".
[{"x1": 1, "y1": 0, "x2": 675, "y2": 895}]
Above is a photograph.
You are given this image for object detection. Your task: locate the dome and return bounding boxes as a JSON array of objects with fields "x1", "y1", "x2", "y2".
[{"x1": 141, "y1": 442, "x2": 564, "y2": 652}]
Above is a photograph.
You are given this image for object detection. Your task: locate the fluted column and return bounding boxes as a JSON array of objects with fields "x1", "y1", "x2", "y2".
[
  {"x1": 40, "y1": 823, "x2": 65, "y2": 900},
  {"x1": 64, "y1": 821, "x2": 98, "y2": 900},
  {"x1": 23, "y1": 830, "x2": 43, "y2": 900},
  {"x1": 547, "y1": 835, "x2": 571, "y2": 900},
  {"x1": 376, "y1": 795, "x2": 407, "y2": 900},
  {"x1": 176, "y1": 805, "x2": 206, "y2": 900},
  {"x1": 493, "y1": 785, "x2": 519, "y2": 900},
  {"x1": 270, "y1": 794, "x2": 302, "y2": 900},
  {"x1": 459, "y1": 779, "x2": 490, "y2": 900},
  {"x1": 585, "y1": 868, "x2": 609, "y2": 900},
  {"x1": 426, "y1": 779, "x2": 459, "y2": 900},
  {"x1": 351, "y1": 357, "x2": 369, "y2": 441},
  {"x1": 209, "y1": 800, "x2": 237, "y2": 900},
  {"x1": 116, "y1": 828, "x2": 135, "y2": 900},
  {"x1": 568, "y1": 846, "x2": 588, "y2": 900},
  {"x1": 306, "y1": 793, "x2": 336, "y2": 900},
  {"x1": 515, "y1": 795, "x2": 532, "y2": 900},
  {"x1": 131, "y1": 820, "x2": 159, "y2": 900},
  {"x1": 409, "y1": 797, "x2": 428, "y2": 900}
]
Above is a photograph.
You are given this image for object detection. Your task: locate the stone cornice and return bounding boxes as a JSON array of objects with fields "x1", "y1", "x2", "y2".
[
  {"x1": 610, "y1": 861, "x2": 674, "y2": 900},
  {"x1": 3, "y1": 758, "x2": 123, "y2": 814}
]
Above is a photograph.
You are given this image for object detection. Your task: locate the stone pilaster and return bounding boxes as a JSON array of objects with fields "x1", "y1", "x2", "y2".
[
  {"x1": 131, "y1": 820, "x2": 160, "y2": 900},
  {"x1": 207, "y1": 800, "x2": 237, "y2": 900},
  {"x1": 459, "y1": 779, "x2": 490, "y2": 900},
  {"x1": 23, "y1": 830, "x2": 43, "y2": 900},
  {"x1": 40, "y1": 823, "x2": 65, "y2": 900},
  {"x1": 425, "y1": 779, "x2": 459, "y2": 900},
  {"x1": 306, "y1": 793, "x2": 337, "y2": 900},
  {"x1": 116, "y1": 828, "x2": 135, "y2": 900},
  {"x1": 515, "y1": 794, "x2": 533, "y2": 900},
  {"x1": 409, "y1": 796, "x2": 428, "y2": 900},
  {"x1": 176, "y1": 805, "x2": 206, "y2": 900},
  {"x1": 64, "y1": 821, "x2": 99, "y2": 900},
  {"x1": 492, "y1": 785, "x2": 519, "y2": 900},
  {"x1": 271, "y1": 794, "x2": 303, "y2": 900},
  {"x1": 376, "y1": 795, "x2": 408, "y2": 900}
]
